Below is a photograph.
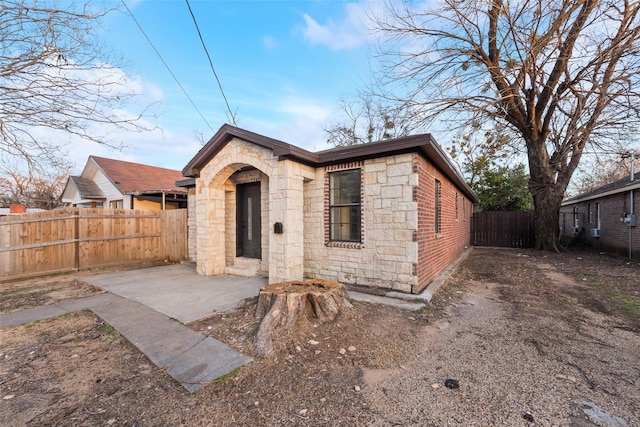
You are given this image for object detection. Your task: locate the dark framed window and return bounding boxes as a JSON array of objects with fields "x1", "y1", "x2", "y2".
[
  {"x1": 435, "y1": 179, "x2": 442, "y2": 233},
  {"x1": 329, "y1": 169, "x2": 361, "y2": 242}
]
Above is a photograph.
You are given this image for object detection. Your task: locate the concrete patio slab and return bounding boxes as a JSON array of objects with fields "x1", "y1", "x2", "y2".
[
  {"x1": 348, "y1": 291, "x2": 425, "y2": 311},
  {"x1": 81, "y1": 264, "x2": 267, "y2": 323}
]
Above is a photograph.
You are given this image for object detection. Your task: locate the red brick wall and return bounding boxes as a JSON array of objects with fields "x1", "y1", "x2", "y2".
[
  {"x1": 560, "y1": 189, "x2": 640, "y2": 257},
  {"x1": 414, "y1": 155, "x2": 472, "y2": 293}
]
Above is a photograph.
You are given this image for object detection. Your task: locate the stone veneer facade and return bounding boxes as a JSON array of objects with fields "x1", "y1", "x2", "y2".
[
  {"x1": 302, "y1": 152, "x2": 472, "y2": 293},
  {"x1": 186, "y1": 187, "x2": 197, "y2": 262},
  {"x1": 303, "y1": 154, "x2": 416, "y2": 292},
  {"x1": 193, "y1": 138, "x2": 315, "y2": 284},
  {"x1": 182, "y1": 125, "x2": 475, "y2": 294}
]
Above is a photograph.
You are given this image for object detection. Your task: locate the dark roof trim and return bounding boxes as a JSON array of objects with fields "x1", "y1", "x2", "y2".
[
  {"x1": 176, "y1": 177, "x2": 196, "y2": 188},
  {"x1": 419, "y1": 142, "x2": 478, "y2": 204},
  {"x1": 183, "y1": 124, "x2": 477, "y2": 203},
  {"x1": 182, "y1": 124, "x2": 319, "y2": 177},
  {"x1": 315, "y1": 135, "x2": 476, "y2": 203},
  {"x1": 126, "y1": 189, "x2": 188, "y2": 196}
]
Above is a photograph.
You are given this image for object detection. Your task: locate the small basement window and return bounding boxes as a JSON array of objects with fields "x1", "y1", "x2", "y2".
[{"x1": 329, "y1": 169, "x2": 362, "y2": 242}]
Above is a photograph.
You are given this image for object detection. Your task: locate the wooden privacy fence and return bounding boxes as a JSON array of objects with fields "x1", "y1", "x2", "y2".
[
  {"x1": 471, "y1": 211, "x2": 535, "y2": 248},
  {"x1": 0, "y1": 208, "x2": 187, "y2": 280}
]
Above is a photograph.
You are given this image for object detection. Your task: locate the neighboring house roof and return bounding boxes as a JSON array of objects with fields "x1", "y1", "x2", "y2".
[
  {"x1": 67, "y1": 176, "x2": 105, "y2": 200},
  {"x1": 562, "y1": 175, "x2": 640, "y2": 206},
  {"x1": 90, "y1": 156, "x2": 188, "y2": 195},
  {"x1": 183, "y1": 124, "x2": 478, "y2": 203}
]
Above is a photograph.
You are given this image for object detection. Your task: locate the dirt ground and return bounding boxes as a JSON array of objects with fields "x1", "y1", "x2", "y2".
[
  {"x1": 0, "y1": 262, "x2": 167, "y2": 314},
  {"x1": 1, "y1": 248, "x2": 638, "y2": 426}
]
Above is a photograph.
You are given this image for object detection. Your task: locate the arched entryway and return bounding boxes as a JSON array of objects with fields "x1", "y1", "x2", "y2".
[
  {"x1": 198, "y1": 164, "x2": 270, "y2": 278},
  {"x1": 193, "y1": 136, "x2": 312, "y2": 284}
]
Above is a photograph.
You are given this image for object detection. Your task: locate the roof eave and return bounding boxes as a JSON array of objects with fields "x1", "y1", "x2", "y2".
[
  {"x1": 182, "y1": 124, "x2": 319, "y2": 177},
  {"x1": 182, "y1": 125, "x2": 477, "y2": 202},
  {"x1": 310, "y1": 134, "x2": 477, "y2": 203},
  {"x1": 419, "y1": 143, "x2": 478, "y2": 204},
  {"x1": 176, "y1": 178, "x2": 196, "y2": 188},
  {"x1": 127, "y1": 189, "x2": 188, "y2": 196},
  {"x1": 562, "y1": 181, "x2": 640, "y2": 205}
]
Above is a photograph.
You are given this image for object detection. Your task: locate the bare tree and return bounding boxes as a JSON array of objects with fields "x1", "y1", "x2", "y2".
[
  {"x1": 0, "y1": 0, "x2": 152, "y2": 174},
  {"x1": 569, "y1": 149, "x2": 638, "y2": 195},
  {"x1": 0, "y1": 163, "x2": 69, "y2": 209},
  {"x1": 323, "y1": 93, "x2": 423, "y2": 146},
  {"x1": 372, "y1": 0, "x2": 640, "y2": 251}
]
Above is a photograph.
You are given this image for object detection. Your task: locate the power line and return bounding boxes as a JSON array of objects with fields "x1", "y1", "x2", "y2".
[
  {"x1": 184, "y1": 0, "x2": 237, "y2": 126},
  {"x1": 120, "y1": 0, "x2": 215, "y2": 133}
]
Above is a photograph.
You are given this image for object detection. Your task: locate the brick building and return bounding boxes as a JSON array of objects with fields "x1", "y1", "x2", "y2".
[
  {"x1": 180, "y1": 125, "x2": 476, "y2": 294},
  {"x1": 560, "y1": 176, "x2": 639, "y2": 258}
]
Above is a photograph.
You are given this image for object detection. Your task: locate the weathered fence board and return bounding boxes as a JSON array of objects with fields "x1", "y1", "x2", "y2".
[
  {"x1": 0, "y1": 208, "x2": 187, "y2": 280},
  {"x1": 471, "y1": 211, "x2": 535, "y2": 248}
]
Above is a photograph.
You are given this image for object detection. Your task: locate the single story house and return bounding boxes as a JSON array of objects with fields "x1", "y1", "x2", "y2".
[
  {"x1": 61, "y1": 156, "x2": 188, "y2": 210},
  {"x1": 180, "y1": 124, "x2": 477, "y2": 294},
  {"x1": 560, "y1": 175, "x2": 639, "y2": 258}
]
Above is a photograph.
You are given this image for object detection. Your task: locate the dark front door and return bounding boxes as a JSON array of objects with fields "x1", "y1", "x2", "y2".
[{"x1": 236, "y1": 182, "x2": 261, "y2": 258}]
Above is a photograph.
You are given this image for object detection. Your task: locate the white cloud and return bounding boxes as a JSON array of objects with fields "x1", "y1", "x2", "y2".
[
  {"x1": 57, "y1": 122, "x2": 202, "y2": 175},
  {"x1": 301, "y1": 2, "x2": 373, "y2": 50},
  {"x1": 143, "y1": 81, "x2": 165, "y2": 103},
  {"x1": 229, "y1": 91, "x2": 336, "y2": 152},
  {"x1": 246, "y1": 114, "x2": 329, "y2": 152},
  {"x1": 277, "y1": 98, "x2": 331, "y2": 122},
  {"x1": 10, "y1": 62, "x2": 186, "y2": 174},
  {"x1": 263, "y1": 35, "x2": 276, "y2": 50}
]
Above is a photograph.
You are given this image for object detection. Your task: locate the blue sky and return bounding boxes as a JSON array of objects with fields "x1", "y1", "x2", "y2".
[{"x1": 74, "y1": 0, "x2": 382, "y2": 173}]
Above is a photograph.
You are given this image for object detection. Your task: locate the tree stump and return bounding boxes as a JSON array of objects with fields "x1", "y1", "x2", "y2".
[{"x1": 253, "y1": 279, "x2": 352, "y2": 356}]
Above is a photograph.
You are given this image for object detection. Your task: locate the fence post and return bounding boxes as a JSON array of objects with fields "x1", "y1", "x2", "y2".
[{"x1": 74, "y1": 209, "x2": 80, "y2": 271}]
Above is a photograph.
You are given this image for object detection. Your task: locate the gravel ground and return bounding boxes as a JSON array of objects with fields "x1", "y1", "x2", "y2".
[{"x1": 363, "y1": 249, "x2": 639, "y2": 426}]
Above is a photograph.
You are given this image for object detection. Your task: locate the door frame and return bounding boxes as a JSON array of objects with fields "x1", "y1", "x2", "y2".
[{"x1": 236, "y1": 182, "x2": 262, "y2": 258}]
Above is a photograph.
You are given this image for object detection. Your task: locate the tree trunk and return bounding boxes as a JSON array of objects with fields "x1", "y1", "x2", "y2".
[
  {"x1": 525, "y1": 133, "x2": 573, "y2": 253},
  {"x1": 531, "y1": 187, "x2": 564, "y2": 252},
  {"x1": 253, "y1": 280, "x2": 352, "y2": 357}
]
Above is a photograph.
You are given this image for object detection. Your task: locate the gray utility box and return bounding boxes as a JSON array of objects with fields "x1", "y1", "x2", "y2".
[{"x1": 623, "y1": 214, "x2": 636, "y2": 227}]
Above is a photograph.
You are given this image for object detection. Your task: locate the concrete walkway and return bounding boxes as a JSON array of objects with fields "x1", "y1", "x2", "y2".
[{"x1": 0, "y1": 265, "x2": 267, "y2": 393}]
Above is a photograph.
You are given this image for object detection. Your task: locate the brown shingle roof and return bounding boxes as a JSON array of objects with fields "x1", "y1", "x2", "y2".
[
  {"x1": 69, "y1": 176, "x2": 105, "y2": 199},
  {"x1": 91, "y1": 156, "x2": 187, "y2": 195}
]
